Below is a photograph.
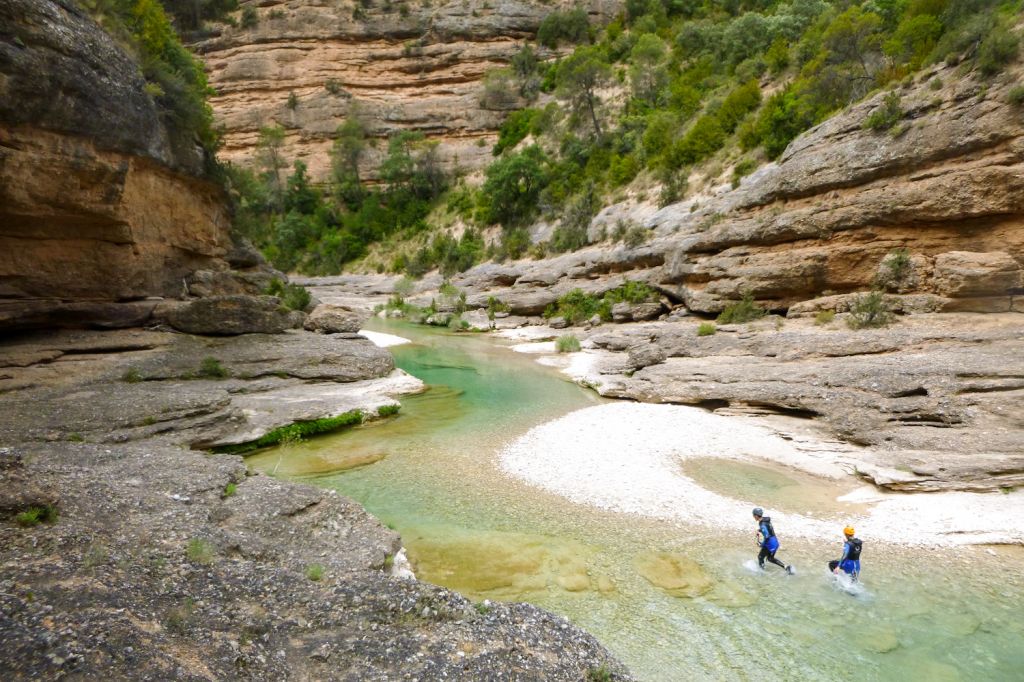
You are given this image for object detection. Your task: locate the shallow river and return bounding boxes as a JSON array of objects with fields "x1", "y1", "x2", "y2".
[{"x1": 247, "y1": 320, "x2": 1024, "y2": 681}]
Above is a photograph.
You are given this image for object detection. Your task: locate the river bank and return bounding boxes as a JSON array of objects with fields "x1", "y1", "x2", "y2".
[
  {"x1": 0, "y1": 324, "x2": 632, "y2": 680},
  {"x1": 253, "y1": 314, "x2": 1024, "y2": 681}
]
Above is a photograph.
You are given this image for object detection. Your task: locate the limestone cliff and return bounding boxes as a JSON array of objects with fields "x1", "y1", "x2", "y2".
[
  {"x1": 194, "y1": 0, "x2": 614, "y2": 181},
  {"x1": 440, "y1": 63, "x2": 1024, "y2": 319},
  {"x1": 655, "y1": 64, "x2": 1024, "y2": 315},
  {"x1": 0, "y1": 0, "x2": 234, "y2": 330}
]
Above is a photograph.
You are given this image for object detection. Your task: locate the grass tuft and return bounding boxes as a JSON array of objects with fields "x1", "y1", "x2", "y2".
[
  {"x1": 213, "y1": 410, "x2": 365, "y2": 454},
  {"x1": 15, "y1": 505, "x2": 59, "y2": 527},
  {"x1": 555, "y1": 334, "x2": 581, "y2": 353},
  {"x1": 198, "y1": 357, "x2": 228, "y2": 379},
  {"x1": 306, "y1": 563, "x2": 325, "y2": 581},
  {"x1": 697, "y1": 322, "x2": 717, "y2": 336},
  {"x1": 186, "y1": 538, "x2": 214, "y2": 565},
  {"x1": 378, "y1": 404, "x2": 400, "y2": 417}
]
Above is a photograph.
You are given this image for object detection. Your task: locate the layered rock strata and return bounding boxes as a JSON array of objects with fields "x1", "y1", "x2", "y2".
[
  {"x1": 194, "y1": 0, "x2": 613, "y2": 181},
  {"x1": 0, "y1": 0, "x2": 268, "y2": 331}
]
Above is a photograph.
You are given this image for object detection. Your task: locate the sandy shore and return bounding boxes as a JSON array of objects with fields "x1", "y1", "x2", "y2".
[{"x1": 499, "y1": 402, "x2": 1024, "y2": 547}]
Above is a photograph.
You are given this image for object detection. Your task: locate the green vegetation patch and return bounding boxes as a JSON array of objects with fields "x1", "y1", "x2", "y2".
[
  {"x1": 197, "y1": 357, "x2": 229, "y2": 379},
  {"x1": 186, "y1": 537, "x2": 214, "y2": 564},
  {"x1": 545, "y1": 281, "x2": 659, "y2": 326},
  {"x1": 264, "y1": 278, "x2": 311, "y2": 311},
  {"x1": 697, "y1": 322, "x2": 717, "y2": 336},
  {"x1": 122, "y1": 367, "x2": 143, "y2": 383},
  {"x1": 15, "y1": 505, "x2": 59, "y2": 527},
  {"x1": 377, "y1": 404, "x2": 400, "y2": 417},
  {"x1": 306, "y1": 563, "x2": 325, "y2": 581},
  {"x1": 555, "y1": 334, "x2": 582, "y2": 353},
  {"x1": 716, "y1": 291, "x2": 766, "y2": 325},
  {"x1": 847, "y1": 292, "x2": 894, "y2": 329},
  {"x1": 213, "y1": 410, "x2": 365, "y2": 454}
]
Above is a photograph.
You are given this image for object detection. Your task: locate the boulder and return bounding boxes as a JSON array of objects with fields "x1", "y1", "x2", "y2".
[
  {"x1": 933, "y1": 251, "x2": 1021, "y2": 298},
  {"x1": 158, "y1": 295, "x2": 304, "y2": 335},
  {"x1": 610, "y1": 301, "x2": 664, "y2": 323},
  {"x1": 627, "y1": 343, "x2": 666, "y2": 370},
  {"x1": 631, "y1": 302, "x2": 664, "y2": 321},
  {"x1": 304, "y1": 304, "x2": 370, "y2": 334},
  {"x1": 224, "y1": 237, "x2": 265, "y2": 269},
  {"x1": 185, "y1": 269, "x2": 272, "y2": 298},
  {"x1": 611, "y1": 302, "x2": 633, "y2": 323}
]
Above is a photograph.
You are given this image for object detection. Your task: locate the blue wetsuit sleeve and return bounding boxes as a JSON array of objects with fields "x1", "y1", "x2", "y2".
[
  {"x1": 840, "y1": 542, "x2": 850, "y2": 561},
  {"x1": 759, "y1": 521, "x2": 769, "y2": 542}
]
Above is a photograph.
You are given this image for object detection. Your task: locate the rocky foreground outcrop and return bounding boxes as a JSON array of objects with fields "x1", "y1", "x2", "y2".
[
  {"x1": 0, "y1": 325, "x2": 632, "y2": 679},
  {"x1": 0, "y1": 441, "x2": 630, "y2": 680},
  {"x1": 194, "y1": 0, "x2": 614, "y2": 181}
]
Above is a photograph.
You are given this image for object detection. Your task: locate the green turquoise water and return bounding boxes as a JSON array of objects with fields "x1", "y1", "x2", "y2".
[{"x1": 247, "y1": 320, "x2": 1024, "y2": 681}]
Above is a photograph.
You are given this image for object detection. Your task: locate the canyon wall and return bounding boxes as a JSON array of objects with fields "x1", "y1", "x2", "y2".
[
  {"x1": 654, "y1": 64, "x2": 1024, "y2": 314},
  {"x1": 0, "y1": 0, "x2": 234, "y2": 330},
  {"x1": 445, "y1": 62, "x2": 1024, "y2": 318},
  {"x1": 194, "y1": 0, "x2": 615, "y2": 181}
]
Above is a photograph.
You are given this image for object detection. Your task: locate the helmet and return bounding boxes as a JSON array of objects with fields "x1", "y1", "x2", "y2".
[
  {"x1": 844, "y1": 526, "x2": 855, "y2": 536},
  {"x1": 752, "y1": 507, "x2": 763, "y2": 517}
]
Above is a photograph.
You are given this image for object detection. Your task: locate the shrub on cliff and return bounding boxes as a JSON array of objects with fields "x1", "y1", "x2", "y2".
[
  {"x1": 82, "y1": 0, "x2": 219, "y2": 157},
  {"x1": 847, "y1": 292, "x2": 894, "y2": 329},
  {"x1": 863, "y1": 92, "x2": 904, "y2": 132},
  {"x1": 537, "y1": 8, "x2": 591, "y2": 49},
  {"x1": 545, "y1": 289, "x2": 610, "y2": 325},
  {"x1": 716, "y1": 292, "x2": 765, "y2": 325}
]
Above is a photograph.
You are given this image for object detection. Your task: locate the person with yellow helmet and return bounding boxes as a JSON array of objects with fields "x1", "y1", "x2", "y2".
[{"x1": 828, "y1": 526, "x2": 862, "y2": 580}]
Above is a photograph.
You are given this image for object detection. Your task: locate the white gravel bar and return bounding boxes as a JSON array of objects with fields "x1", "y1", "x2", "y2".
[
  {"x1": 359, "y1": 329, "x2": 411, "y2": 348},
  {"x1": 500, "y1": 402, "x2": 1024, "y2": 546}
]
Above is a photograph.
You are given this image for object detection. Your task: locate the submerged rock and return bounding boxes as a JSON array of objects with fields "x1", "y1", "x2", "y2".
[{"x1": 634, "y1": 552, "x2": 714, "y2": 598}]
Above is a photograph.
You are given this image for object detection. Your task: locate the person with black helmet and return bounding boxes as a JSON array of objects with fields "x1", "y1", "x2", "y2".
[{"x1": 752, "y1": 507, "x2": 794, "y2": 574}]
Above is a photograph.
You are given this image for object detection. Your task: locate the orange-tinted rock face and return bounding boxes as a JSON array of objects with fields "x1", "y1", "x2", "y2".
[
  {"x1": 194, "y1": 0, "x2": 611, "y2": 181},
  {"x1": 0, "y1": 127, "x2": 231, "y2": 321},
  {"x1": 0, "y1": 0, "x2": 233, "y2": 330}
]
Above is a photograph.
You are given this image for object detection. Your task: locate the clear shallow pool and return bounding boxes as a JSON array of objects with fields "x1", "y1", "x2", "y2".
[{"x1": 247, "y1": 320, "x2": 1024, "y2": 681}]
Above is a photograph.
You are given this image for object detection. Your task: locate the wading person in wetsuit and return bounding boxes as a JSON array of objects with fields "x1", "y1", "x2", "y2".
[
  {"x1": 828, "y1": 526, "x2": 862, "y2": 580},
  {"x1": 752, "y1": 507, "x2": 794, "y2": 574}
]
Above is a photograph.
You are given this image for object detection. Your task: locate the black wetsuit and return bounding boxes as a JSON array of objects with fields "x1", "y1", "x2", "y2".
[{"x1": 756, "y1": 517, "x2": 787, "y2": 570}]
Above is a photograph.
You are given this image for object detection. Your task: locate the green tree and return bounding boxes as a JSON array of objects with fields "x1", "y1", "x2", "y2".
[
  {"x1": 481, "y1": 145, "x2": 548, "y2": 227},
  {"x1": 285, "y1": 161, "x2": 319, "y2": 214},
  {"x1": 537, "y1": 8, "x2": 590, "y2": 48},
  {"x1": 330, "y1": 113, "x2": 367, "y2": 208},
  {"x1": 820, "y1": 7, "x2": 884, "y2": 92},
  {"x1": 256, "y1": 124, "x2": 287, "y2": 210},
  {"x1": 556, "y1": 46, "x2": 612, "y2": 137},
  {"x1": 630, "y1": 33, "x2": 668, "y2": 104}
]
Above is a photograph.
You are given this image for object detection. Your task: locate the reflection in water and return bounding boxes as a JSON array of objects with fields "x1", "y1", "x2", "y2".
[{"x1": 248, "y1": 319, "x2": 1024, "y2": 681}]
